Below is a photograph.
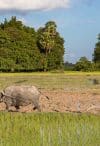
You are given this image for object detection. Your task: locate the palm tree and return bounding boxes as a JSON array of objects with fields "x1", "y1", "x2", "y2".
[{"x1": 38, "y1": 21, "x2": 57, "y2": 56}]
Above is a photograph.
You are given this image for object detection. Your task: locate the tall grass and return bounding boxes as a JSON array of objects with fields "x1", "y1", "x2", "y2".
[{"x1": 0, "y1": 112, "x2": 100, "y2": 146}]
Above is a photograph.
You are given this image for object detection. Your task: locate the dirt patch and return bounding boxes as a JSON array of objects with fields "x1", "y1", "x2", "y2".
[
  {"x1": 0, "y1": 89, "x2": 100, "y2": 114},
  {"x1": 39, "y1": 89, "x2": 100, "y2": 114}
]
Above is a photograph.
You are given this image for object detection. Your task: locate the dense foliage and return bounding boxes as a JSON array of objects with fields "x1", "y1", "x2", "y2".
[
  {"x1": 74, "y1": 57, "x2": 95, "y2": 71},
  {"x1": 0, "y1": 17, "x2": 64, "y2": 72},
  {"x1": 92, "y1": 34, "x2": 100, "y2": 71},
  {"x1": 93, "y1": 34, "x2": 100, "y2": 63}
]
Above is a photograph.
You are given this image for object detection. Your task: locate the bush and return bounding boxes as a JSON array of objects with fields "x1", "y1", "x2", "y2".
[{"x1": 74, "y1": 57, "x2": 95, "y2": 72}]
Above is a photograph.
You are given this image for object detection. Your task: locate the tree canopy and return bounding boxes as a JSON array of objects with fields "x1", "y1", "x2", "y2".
[
  {"x1": 93, "y1": 34, "x2": 100, "y2": 63},
  {"x1": 74, "y1": 57, "x2": 94, "y2": 71},
  {"x1": 0, "y1": 17, "x2": 65, "y2": 72}
]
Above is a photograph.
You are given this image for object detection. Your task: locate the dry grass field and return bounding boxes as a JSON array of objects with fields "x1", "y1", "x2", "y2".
[{"x1": 0, "y1": 72, "x2": 100, "y2": 113}]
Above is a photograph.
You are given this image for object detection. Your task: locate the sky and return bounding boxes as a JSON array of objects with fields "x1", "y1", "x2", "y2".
[{"x1": 0, "y1": 0, "x2": 100, "y2": 63}]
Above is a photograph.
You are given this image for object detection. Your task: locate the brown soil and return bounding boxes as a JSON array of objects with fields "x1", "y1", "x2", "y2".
[
  {"x1": 0, "y1": 89, "x2": 100, "y2": 114},
  {"x1": 39, "y1": 89, "x2": 100, "y2": 115}
]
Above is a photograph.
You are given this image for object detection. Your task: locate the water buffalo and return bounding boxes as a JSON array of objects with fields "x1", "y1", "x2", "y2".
[{"x1": 0, "y1": 85, "x2": 41, "y2": 111}]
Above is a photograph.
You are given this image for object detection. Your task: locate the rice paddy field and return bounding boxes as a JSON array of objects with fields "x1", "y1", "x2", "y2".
[
  {"x1": 0, "y1": 72, "x2": 100, "y2": 146},
  {"x1": 0, "y1": 112, "x2": 100, "y2": 146}
]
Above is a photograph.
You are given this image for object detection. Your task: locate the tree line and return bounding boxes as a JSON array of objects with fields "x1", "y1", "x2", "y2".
[
  {"x1": 0, "y1": 16, "x2": 64, "y2": 72},
  {"x1": 0, "y1": 16, "x2": 100, "y2": 72},
  {"x1": 65, "y1": 34, "x2": 100, "y2": 71}
]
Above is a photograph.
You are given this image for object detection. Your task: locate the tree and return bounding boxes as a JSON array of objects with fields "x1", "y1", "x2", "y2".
[
  {"x1": 0, "y1": 17, "x2": 40, "y2": 72},
  {"x1": 74, "y1": 57, "x2": 93, "y2": 71},
  {"x1": 0, "y1": 17, "x2": 65, "y2": 72},
  {"x1": 93, "y1": 34, "x2": 100, "y2": 63},
  {"x1": 37, "y1": 21, "x2": 64, "y2": 71},
  {"x1": 37, "y1": 21, "x2": 57, "y2": 56}
]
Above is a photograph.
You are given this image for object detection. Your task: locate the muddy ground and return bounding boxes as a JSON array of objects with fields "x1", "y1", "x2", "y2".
[{"x1": 0, "y1": 89, "x2": 100, "y2": 114}]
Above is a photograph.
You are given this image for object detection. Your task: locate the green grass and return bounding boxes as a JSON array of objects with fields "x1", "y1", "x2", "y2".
[{"x1": 0, "y1": 112, "x2": 100, "y2": 146}]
